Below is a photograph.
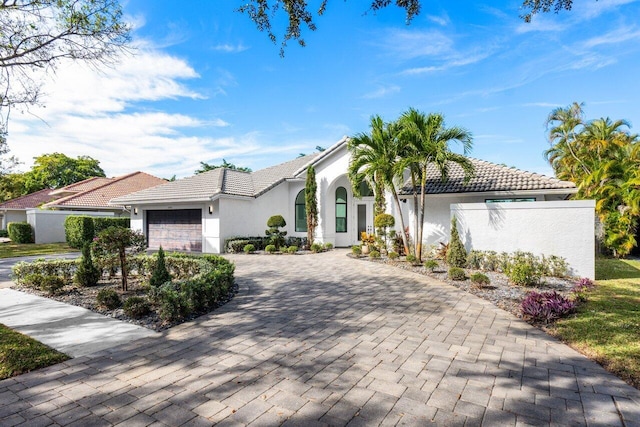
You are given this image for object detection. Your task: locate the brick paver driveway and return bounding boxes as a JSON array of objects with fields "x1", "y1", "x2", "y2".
[{"x1": 1, "y1": 250, "x2": 639, "y2": 426}]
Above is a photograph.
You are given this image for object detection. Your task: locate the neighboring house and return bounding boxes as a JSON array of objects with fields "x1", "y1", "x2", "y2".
[
  {"x1": 0, "y1": 172, "x2": 166, "y2": 243},
  {"x1": 111, "y1": 138, "x2": 595, "y2": 278}
]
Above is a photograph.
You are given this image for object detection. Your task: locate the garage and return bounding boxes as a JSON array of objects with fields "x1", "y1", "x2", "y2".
[{"x1": 146, "y1": 209, "x2": 202, "y2": 252}]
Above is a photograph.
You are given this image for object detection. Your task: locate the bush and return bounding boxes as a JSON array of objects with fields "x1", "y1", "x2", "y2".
[
  {"x1": 20, "y1": 273, "x2": 44, "y2": 289},
  {"x1": 542, "y1": 255, "x2": 569, "y2": 278},
  {"x1": 92, "y1": 217, "x2": 129, "y2": 234},
  {"x1": 0, "y1": 229, "x2": 8, "y2": 238},
  {"x1": 13, "y1": 259, "x2": 77, "y2": 284},
  {"x1": 123, "y1": 296, "x2": 151, "y2": 319},
  {"x1": 40, "y1": 275, "x2": 66, "y2": 294},
  {"x1": 151, "y1": 283, "x2": 189, "y2": 321},
  {"x1": 369, "y1": 250, "x2": 380, "y2": 259},
  {"x1": 64, "y1": 216, "x2": 95, "y2": 248},
  {"x1": 149, "y1": 247, "x2": 172, "y2": 287},
  {"x1": 287, "y1": 246, "x2": 298, "y2": 254},
  {"x1": 324, "y1": 242, "x2": 333, "y2": 250},
  {"x1": 352, "y1": 245, "x2": 362, "y2": 256},
  {"x1": 310, "y1": 242, "x2": 323, "y2": 253},
  {"x1": 285, "y1": 236, "x2": 307, "y2": 249},
  {"x1": 96, "y1": 288, "x2": 121, "y2": 309},
  {"x1": 466, "y1": 250, "x2": 483, "y2": 270},
  {"x1": 93, "y1": 227, "x2": 146, "y2": 291},
  {"x1": 388, "y1": 251, "x2": 399, "y2": 260},
  {"x1": 470, "y1": 272, "x2": 490, "y2": 287},
  {"x1": 571, "y1": 277, "x2": 595, "y2": 302},
  {"x1": 448, "y1": 267, "x2": 466, "y2": 281},
  {"x1": 446, "y1": 217, "x2": 467, "y2": 267},
  {"x1": 266, "y1": 215, "x2": 287, "y2": 249},
  {"x1": 7, "y1": 222, "x2": 34, "y2": 244},
  {"x1": 75, "y1": 243, "x2": 101, "y2": 287},
  {"x1": 520, "y1": 290, "x2": 576, "y2": 323},
  {"x1": 505, "y1": 261, "x2": 541, "y2": 286},
  {"x1": 424, "y1": 259, "x2": 438, "y2": 272},
  {"x1": 405, "y1": 254, "x2": 417, "y2": 264},
  {"x1": 243, "y1": 244, "x2": 255, "y2": 254},
  {"x1": 224, "y1": 236, "x2": 269, "y2": 253},
  {"x1": 265, "y1": 244, "x2": 277, "y2": 254}
]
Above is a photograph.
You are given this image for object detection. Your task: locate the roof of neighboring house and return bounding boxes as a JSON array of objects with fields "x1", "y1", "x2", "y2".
[
  {"x1": 399, "y1": 158, "x2": 576, "y2": 195},
  {"x1": 49, "y1": 177, "x2": 113, "y2": 195},
  {"x1": 44, "y1": 172, "x2": 167, "y2": 209},
  {"x1": 111, "y1": 154, "x2": 323, "y2": 205},
  {"x1": 0, "y1": 188, "x2": 60, "y2": 210}
]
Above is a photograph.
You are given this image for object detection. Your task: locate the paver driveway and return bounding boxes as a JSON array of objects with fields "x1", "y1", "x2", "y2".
[{"x1": 1, "y1": 250, "x2": 639, "y2": 426}]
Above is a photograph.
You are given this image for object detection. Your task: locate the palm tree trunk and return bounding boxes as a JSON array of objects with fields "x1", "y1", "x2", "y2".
[
  {"x1": 417, "y1": 169, "x2": 427, "y2": 262},
  {"x1": 391, "y1": 189, "x2": 410, "y2": 256}
]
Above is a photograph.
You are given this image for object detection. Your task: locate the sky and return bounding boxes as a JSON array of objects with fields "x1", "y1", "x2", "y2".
[{"x1": 6, "y1": 0, "x2": 640, "y2": 179}]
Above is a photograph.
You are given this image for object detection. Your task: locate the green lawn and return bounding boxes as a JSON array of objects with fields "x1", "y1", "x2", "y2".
[
  {"x1": 550, "y1": 257, "x2": 640, "y2": 388},
  {"x1": 0, "y1": 323, "x2": 69, "y2": 380},
  {"x1": 0, "y1": 242, "x2": 78, "y2": 259}
]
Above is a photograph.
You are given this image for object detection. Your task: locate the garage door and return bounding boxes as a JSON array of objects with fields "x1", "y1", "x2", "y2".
[{"x1": 147, "y1": 209, "x2": 202, "y2": 252}]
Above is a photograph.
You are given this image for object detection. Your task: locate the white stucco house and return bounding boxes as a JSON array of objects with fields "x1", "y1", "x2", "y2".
[{"x1": 111, "y1": 138, "x2": 595, "y2": 277}]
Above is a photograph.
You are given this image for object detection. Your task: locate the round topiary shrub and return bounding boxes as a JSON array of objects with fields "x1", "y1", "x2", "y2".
[
  {"x1": 388, "y1": 251, "x2": 399, "y2": 260},
  {"x1": 369, "y1": 250, "x2": 381, "y2": 259},
  {"x1": 96, "y1": 288, "x2": 121, "y2": 309},
  {"x1": 424, "y1": 259, "x2": 438, "y2": 272},
  {"x1": 243, "y1": 244, "x2": 256, "y2": 254},
  {"x1": 40, "y1": 276, "x2": 66, "y2": 294},
  {"x1": 448, "y1": 267, "x2": 466, "y2": 281},
  {"x1": 265, "y1": 244, "x2": 277, "y2": 254},
  {"x1": 470, "y1": 272, "x2": 490, "y2": 287},
  {"x1": 123, "y1": 296, "x2": 151, "y2": 319},
  {"x1": 287, "y1": 245, "x2": 298, "y2": 254},
  {"x1": 352, "y1": 245, "x2": 362, "y2": 256}
]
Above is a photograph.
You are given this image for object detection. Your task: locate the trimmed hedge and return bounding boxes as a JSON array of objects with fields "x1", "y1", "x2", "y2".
[
  {"x1": 64, "y1": 216, "x2": 130, "y2": 248},
  {"x1": 7, "y1": 222, "x2": 34, "y2": 244}
]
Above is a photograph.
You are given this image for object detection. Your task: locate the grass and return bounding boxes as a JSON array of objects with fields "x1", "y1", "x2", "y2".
[
  {"x1": 549, "y1": 257, "x2": 640, "y2": 388},
  {"x1": 0, "y1": 242, "x2": 78, "y2": 259},
  {"x1": 0, "y1": 323, "x2": 69, "y2": 380}
]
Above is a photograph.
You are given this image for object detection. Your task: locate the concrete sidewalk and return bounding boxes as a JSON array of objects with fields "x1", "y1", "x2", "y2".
[{"x1": 0, "y1": 288, "x2": 157, "y2": 357}]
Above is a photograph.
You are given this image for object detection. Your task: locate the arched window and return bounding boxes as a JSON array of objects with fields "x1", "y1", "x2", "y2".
[
  {"x1": 336, "y1": 187, "x2": 347, "y2": 233},
  {"x1": 295, "y1": 190, "x2": 307, "y2": 232}
]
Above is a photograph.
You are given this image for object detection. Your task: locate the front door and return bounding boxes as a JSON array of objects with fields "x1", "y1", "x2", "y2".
[{"x1": 357, "y1": 202, "x2": 374, "y2": 240}]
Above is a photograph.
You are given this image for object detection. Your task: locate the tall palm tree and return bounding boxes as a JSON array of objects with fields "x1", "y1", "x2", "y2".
[
  {"x1": 544, "y1": 102, "x2": 587, "y2": 181},
  {"x1": 348, "y1": 115, "x2": 410, "y2": 255},
  {"x1": 398, "y1": 109, "x2": 474, "y2": 261}
]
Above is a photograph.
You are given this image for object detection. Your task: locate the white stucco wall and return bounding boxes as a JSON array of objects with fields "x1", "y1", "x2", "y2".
[
  {"x1": 452, "y1": 200, "x2": 595, "y2": 279},
  {"x1": 26, "y1": 210, "x2": 115, "y2": 244},
  {"x1": 2, "y1": 210, "x2": 27, "y2": 229}
]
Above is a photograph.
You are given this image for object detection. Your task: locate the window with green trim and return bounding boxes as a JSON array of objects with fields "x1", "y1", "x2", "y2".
[
  {"x1": 295, "y1": 190, "x2": 307, "y2": 232},
  {"x1": 336, "y1": 187, "x2": 347, "y2": 233}
]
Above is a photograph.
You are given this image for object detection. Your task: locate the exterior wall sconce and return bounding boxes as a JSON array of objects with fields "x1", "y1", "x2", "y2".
[
  {"x1": 208, "y1": 205, "x2": 213, "y2": 215},
  {"x1": 133, "y1": 208, "x2": 138, "y2": 215}
]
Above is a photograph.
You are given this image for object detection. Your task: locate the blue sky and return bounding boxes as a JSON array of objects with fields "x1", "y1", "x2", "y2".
[{"x1": 7, "y1": 0, "x2": 640, "y2": 179}]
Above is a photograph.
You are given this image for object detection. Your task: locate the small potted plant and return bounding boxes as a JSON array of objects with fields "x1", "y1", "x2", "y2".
[{"x1": 360, "y1": 232, "x2": 376, "y2": 255}]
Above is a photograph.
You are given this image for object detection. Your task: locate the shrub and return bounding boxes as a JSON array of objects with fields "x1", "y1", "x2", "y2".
[
  {"x1": 388, "y1": 251, "x2": 399, "y2": 260},
  {"x1": 369, "y1": 250, "x2": 380, "y2": 259},
  {"x1": 405, "y1": 254, "x2": 417, "y2": 264},
  {"x1": 149, "y1": 247, "x2": 172, "y2": 288},
  {"x1": 520, "y1": 290, "x2": 576, "y2": 323},
  {"x1": 352, "y1": 245, "x2": 362, "y2": 256},
  {"x1": 285, "y1": 236, "x2": 307, "y2": 249},
  {"x1": 310, "y1": 242, "x2": 323, "y2": 253},
  {"x1": 470, "y1": 272, "x2": 490, "y2": 287},
  {"x1": 92, "y1": 217, "x2": 129, "y2": 234},
  {"x1": 265, "y1": 244, "x2": 277, "y2": 254},
  {"x1": 93, "y1": 227, "x2": 146, "y2": 291},
  {"x1": 466, "y1": 250, "x2": 483, "y2": 270},
  {"x1": 324, "y1": 242, "x2": 333, "y2": 250},
  {"x1": 224, "y1": 237, "x2": 269, "y2": 253},
  {"x1": 266, "y1": 215, "x2": 287, "y2": 250},
  {"x1": 21, "y1": 273, "x2": 44, "y2": 289},
  {"x1": 12, "y1": 259, "x2": 77, "y2": 284},
  {"x1": 7, "y1": 222, "x2": 34, "y2": 244},
  {"x1": 123, "y1": 296, "x2": 151, "y2": 319},
  {"x1": 96, "y1": 288, "x2": 121, "y2": 309},
  {"x1": 151, "y1": 283, "x2": 189, "y2": 321},
  {"x1": 505, "y1": 261, "x2": 541, "y2": 286},
  {"x1": 448, "y1": 267, "x2": 466, "y2": 281},
  {"x1": 0, "y1": 229, "x2": 8, "y2": 238},
  {"x1": 424, "y1": 259, "x2": 438, "y2": 272},
  {"x1": 64, "y1": 216, "x2": 95, "y2": 248},
  {"x1": 446, "y1": 217, "x2": 467, "y2": 267},
  {"x1": 287, "y1": 246, "x2": 298, "y2": 254},
  {"x1": 571, "y1": 277, "x2": 596, "y2": 302},
  {"x1": 75, "y1": 242, "x2": 101, "y2": 287},
  {"x1": 542, "y1": 255, "x2": 569, "y2": 278},
  {"x1": 243, "y1": 244, "x2": 255, "y2": 254},
  {"x1": 40, "y1": 275, "x2": 66, "y2": 294}
]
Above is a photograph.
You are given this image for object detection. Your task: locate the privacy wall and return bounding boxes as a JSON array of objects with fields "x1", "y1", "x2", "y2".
[
  {"x1": 27, "y1": 210, "x2": 115, "y2": 244},
  {"x1": 451, "y1": 200, "x2": 595, "y2": 279}
]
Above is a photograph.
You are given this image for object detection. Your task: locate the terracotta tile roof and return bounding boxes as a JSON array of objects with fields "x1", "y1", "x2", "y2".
[
  {"x1": 50, "y1": 177, "x2": 113, "y2": 195},
  {"x1": 0, "y1": 188, "x2": 59, "y2": 210},
  {"x1": 399, "y1": 158, "x2": 576, "y2": 195},
  {"x1": 44, "y1": 172, "x2": 167, "y2": 209},
  {"x1": 112, "y1": 154, "x2": 321, "y2": 205}
]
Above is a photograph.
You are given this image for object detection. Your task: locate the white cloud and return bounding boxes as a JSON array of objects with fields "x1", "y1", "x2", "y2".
[
  {"x1": 583, "y1": 26, "x2": 640, "y2": 48},
  {"x1": 427, "y1": 13, "x2": 450, "y2": 27},
  {"x1": 377, "y1": 29, "x2": 453, "y2": 60},
  {"x1": 362, "y1": 85, "x2": 400, "y2": 99},
  {"x1": 212, "y1": 43, "x2": 249, "y2": 53}
]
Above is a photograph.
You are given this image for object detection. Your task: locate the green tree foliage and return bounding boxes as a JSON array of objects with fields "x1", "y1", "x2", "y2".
[
  {"x1": 239, "y1": 0, "x2": 583, "y2": 54},
  {"x1": 544, "y1": 103, "x2": 640, "y2": 256},
  {"x1": 348, "y1": 115, "x2": 410, "y2": 255},
  {"x1": 446, "y1": 217, "x2": 467, "y2": 268},
  {"x1": 398, "y1": 108, "x2": 474, "y2": 261},
  {"x1": 75, "y1": 243, "x2": 101, "y2": 287},
  {"x1": 23, "y1": 153, "x2": 105, "y2": 192},
  {"x1": 0, "y1": 173, "x2": 27, "y2": 202},
  {"x1": 93, "y1": 227, "x2": 146, "y2": 291},
  {"x1": 265, "y1": 215, "x2": 287, "y2": 249},
  {"x1": 305, "y1": 166, "x2": 318, "y2": 248},
  {"x1": 0, "y1": 0, "x2": 130, "y2": 154},
  {"x1": 195, "y1": 159, "x2": 252, "y2": 174},
  {"x1": 150, "y1": 246, "x2": 172, "y2": 288}
]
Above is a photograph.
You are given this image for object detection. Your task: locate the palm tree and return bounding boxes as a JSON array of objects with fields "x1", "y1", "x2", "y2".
[
  {"x1": 348, "y1": 115, "x2": 410, "y2": 255},
  {"x1": 398, "y1": 109, "x2": 474, "y2": 261},
  {"x1": 544, "y1": 102, "x2": 587, "y2": 181}
]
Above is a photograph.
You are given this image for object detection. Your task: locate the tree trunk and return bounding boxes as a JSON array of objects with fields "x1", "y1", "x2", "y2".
[
  {"x1": 417, "y1": 170, "x2": 427, "y2": 262},
  {"x1": 391, "y1": 190, "x2": 410, "y2": 256},
  {"x1": 119, "y1": 249, "x2": 127, "y2": 292}
]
